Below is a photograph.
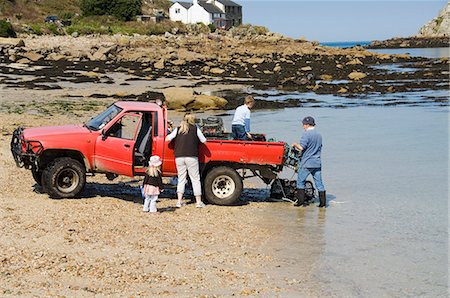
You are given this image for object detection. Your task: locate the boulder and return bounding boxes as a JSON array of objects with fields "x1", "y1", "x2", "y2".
[
  {"x1": 273, "y1": 65, "x2": 282, "y2": 72},
  {"x1": 319, "y1": 74, "x2": 333, "y2": 81},
  {"x1": 188, "y1": 94, "x2": 228, "y2": 110},
  {"x1": 171, "y1": 59, "x2": 186, "y2": 66},
  {"x1": 348, "y1": 71, "x2": 367, "y2": 81},
  {"x1": 47, "y1": 53, "x2": 66, "y2": 61},
  {"x1": 154, "y1": 58, "x2": 165, "y2": 70},
  {"x1": 337, "y1": 87, "x2": 348, "y2": 93},
  {"x1": 0, "y1": 38, "x2": 25, "y2": 47},
  {"x1": 210, "y1": 67, "x2": 225, "y2": 74},
  {"x1": 22, "y1": 52, "x2": 43, "y2": 62},
  {"x1": 346, "y1": 58, "x2": 363, "y2": 65},
  {"x1": 16, "y1": 58, "x2": 30, "y2": 64},
  {"x1": 162, "y1": 87, "x2": 195, "y2": 110},
  {"x1": 301, "y1": 66, "x2": 312, "y2": 71},
  {"x1": 245, "y1": 57, "x2": 265, "y2": 64}
]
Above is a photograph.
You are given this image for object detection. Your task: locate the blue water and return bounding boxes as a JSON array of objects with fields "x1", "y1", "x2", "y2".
[{"x1": 321, "y1": 41, "x2": 372, "y2": 48}]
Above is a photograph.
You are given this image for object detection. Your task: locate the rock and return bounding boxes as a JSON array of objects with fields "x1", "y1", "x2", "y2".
[
  {"x1": 387, "y1": 86, "x2": 395, "y2": 92},
  {"x1": 337, "y1": 87, "x2": 348, "y2": 93},
  {"x1": 92, "y1": 46, "x2": 115, "y2": 61},
  {"x1": 22, "y1": 52, "x2": 43, "y2": 62},
  {"x1": 47, "y1": 53, "x2": 65, "y2": 61},
  {"x1": 348, "y1": 71, "x2": 367, "y2": 81},
  {"x1": 16, "y1": 58, "x2": 30, "y2": 64},
  {"x1": 336, "y1": 64, "x2": 344, "y2": 69},
  {"x1": 319, "y1": 74, "x2": 333, "y2": 81},
  {"x1": 210, "y1": 67, "x2": 225, "y2": 74},
  {"x1": 171, "y1": 59, "x2": 186, "y2": 66},
  {"x1": 263, "y1": 70, "x2": 273, "y2": 74},
  {"x1": 273, "y1": 65, "x2": 282, "y2": 72},
  {"x1": 71, "y1": 32, "x2": 79, "y2": 38},
  {"x1": 301, "y1": 66, "x2": 312, "y2": 71},
  {"x1": 162, "y1": 87, "x2": 195, "y2": 110},
  {"x1": 154, "y1": 59, "x2": 165, "y2": 70},
  {"x1": 346, "y1": 58, "x2": 363, "y2": 65},
  {"x1": 188, "y1": 94, "x2": 228, "y2": 110},
  {"x1": 83, "y1": 71, "x2": 101, "y2": 78},
  {"x1": 418, "y1": 2, "x2": 449, "y2": 37},
  {"x1": 0, "y1": 37, "x2": 25, "y2": 47},
  {"x1": 245, "y1": 57, "x2": 265, "y2": 64}
]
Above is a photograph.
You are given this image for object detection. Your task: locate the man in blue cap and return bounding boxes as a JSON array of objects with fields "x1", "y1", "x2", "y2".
[{"x1": 291, "y1": 116, "x2": 326, "y2": 207}]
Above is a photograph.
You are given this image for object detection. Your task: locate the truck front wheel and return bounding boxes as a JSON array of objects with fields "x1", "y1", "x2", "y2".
[
  {"x1": 42, "y1": 157, "x2": 86, "y2": 198},
  {"x1": 204, "y1": 166, "x2": 243, "y2": 205},
  {"x1": 31, "y1": 166, "x2": 43, "y2": 186}
]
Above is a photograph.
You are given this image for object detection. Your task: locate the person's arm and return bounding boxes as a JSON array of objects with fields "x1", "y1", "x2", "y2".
[
  {"x1": 291, "y1": 143, "x2": 303, "y2": 151},
  {"x1": 196, "y1": 127, "x2": 207, "y2": 143},
  {"x1": 165, "y1": 127, "x2": 178, "y2": 142},
  {"x1": 245, "y1": 109, "x2": 252, "y2": 138},
  {"x1": 292, "y1": 134, "x2": 307, "y2": 151}
]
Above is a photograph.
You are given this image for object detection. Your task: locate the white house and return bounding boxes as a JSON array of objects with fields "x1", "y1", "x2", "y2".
[
  {"x1": 169, "y1": 2, "x2": 192, "y2": 23},
  {"x1": 169, "y1": 0, "x2": 241, "y2": 29}
]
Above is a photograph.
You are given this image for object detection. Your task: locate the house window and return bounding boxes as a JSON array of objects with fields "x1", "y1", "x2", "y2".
[{"x1": 175, "y1": 8, "x2": 180, "y2": 13}]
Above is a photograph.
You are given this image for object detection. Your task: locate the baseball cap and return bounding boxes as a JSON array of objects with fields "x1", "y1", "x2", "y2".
[{"x1": 302, "y1": 116, "x2": 315, "y2": 125}]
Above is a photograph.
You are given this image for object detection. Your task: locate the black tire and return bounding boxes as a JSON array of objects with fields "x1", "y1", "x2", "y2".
[
  {"x1": 305, "y1": 181, "x2": 315, "y2": 201},
  {"x1": 31, "y1": 166, "x2": 43, "y2": 185},
  {"x1": 204, "y1": 166, "x2": 243, "y2": 205},
  {"x1": 42, "y1": 157, "x2": 86, "y2": 198}
]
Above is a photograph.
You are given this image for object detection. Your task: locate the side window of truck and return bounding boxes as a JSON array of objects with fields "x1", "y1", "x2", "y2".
[{"x1": 108, "y1": 113, "x2": 141, "y2": 140}]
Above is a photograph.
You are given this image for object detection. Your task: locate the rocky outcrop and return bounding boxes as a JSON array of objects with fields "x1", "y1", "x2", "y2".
[
  {"x1": 418, "y1": 2, "x2": 449, "y2": 37},
  {"x1": 367, "y1": 36, "x2": 449, "y2": 49}
]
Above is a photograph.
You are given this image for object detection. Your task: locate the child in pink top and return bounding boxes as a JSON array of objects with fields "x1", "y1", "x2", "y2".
[{"x1": 142, "y1": 155, "x2": 164, "y2": 213}]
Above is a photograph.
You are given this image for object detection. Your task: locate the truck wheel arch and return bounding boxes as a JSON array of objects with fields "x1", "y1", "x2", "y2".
[{"x1": 38, "y1": 149, "x2": 90, "y2": 171}]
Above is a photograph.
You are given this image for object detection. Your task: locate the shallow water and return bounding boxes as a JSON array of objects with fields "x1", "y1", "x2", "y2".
[
  {"x1": 216, "y1": 104, "x2": 448, "y2": 296},
  {"x1": 368, "y1": 47, "x2": 449, "y2": 59}
]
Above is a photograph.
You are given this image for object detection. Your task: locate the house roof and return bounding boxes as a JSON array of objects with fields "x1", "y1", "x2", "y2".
[
  {"x1": 198, "y1": 1, "x2": 224, "y2": 13},
  {"x1": 174, "y1": 1, "x2": 193, "y2": 9},
  {"x1": 216, "y1": 0, "x2": 241, "y2": 7}
]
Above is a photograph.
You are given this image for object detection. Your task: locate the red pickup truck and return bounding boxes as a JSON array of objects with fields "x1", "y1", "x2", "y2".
[{"x1": 11, "y1": 101, "x2": 291, "y2": 205}]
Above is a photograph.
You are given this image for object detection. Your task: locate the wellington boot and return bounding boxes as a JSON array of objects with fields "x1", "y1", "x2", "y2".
[
  {"x1": 294, "y1": 189, "x2": 305, "y2": 207},
  {"x1": 318, "y1": 191, "x2": 326, "y2": 208}
]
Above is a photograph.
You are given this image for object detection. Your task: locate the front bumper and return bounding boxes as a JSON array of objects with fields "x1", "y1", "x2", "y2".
[{"x1": 10, "y1": 127, "x2": 43, "y2": 169}]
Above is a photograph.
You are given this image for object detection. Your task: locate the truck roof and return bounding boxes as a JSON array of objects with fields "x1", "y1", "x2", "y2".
[{"x1": 115, "y1": 101, "x2": 162, "y2": 112}]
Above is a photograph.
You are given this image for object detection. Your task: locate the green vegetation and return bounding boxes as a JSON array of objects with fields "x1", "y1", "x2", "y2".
[
  {"x1": 80, "y1": 0, "x2": 142, "y2": 21},
  {"x1": 0, "y1": 19, "x2": 17, "y2": 37},
  {"x1": 208, "y1": 23, "x2": 216, "y2": 33}
]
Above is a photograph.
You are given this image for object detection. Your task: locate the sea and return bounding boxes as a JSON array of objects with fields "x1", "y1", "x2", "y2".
[
  {"x1": 321, "y1": 41, "x2": 450, "y2": 58},
  {"x1": 216, "y1": 46, "x2": 448, "y2": 296}
]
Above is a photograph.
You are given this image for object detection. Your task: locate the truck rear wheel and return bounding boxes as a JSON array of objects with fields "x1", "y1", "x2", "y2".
[
  {"x1": 204, "y1": 166, "x2": 243, "y2": 205},
  {"x1": 42, "y1": 157, "x2": 86, "y2": 198}
]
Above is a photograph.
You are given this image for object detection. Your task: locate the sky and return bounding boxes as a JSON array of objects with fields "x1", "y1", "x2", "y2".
[{"x1": 241, "y1": 1, "x2": 448, "y2": 42}]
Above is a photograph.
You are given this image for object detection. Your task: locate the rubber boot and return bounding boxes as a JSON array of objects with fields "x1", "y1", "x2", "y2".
[
  {"x1": 294, "y1": 189, "x2": 305, "y2": 207},
  {"x1": 318, "y1": 191, "x2": 326, "y2": 208}
]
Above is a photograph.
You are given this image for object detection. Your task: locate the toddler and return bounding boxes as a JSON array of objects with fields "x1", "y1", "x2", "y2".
[{"x1": 142, "y1": 155, "x2": 164, "y2": 213}]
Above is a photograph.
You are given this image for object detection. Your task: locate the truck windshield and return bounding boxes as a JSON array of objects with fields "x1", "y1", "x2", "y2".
[{"x1": 85, "y1": 105, "x2": 123, "y2": 131}]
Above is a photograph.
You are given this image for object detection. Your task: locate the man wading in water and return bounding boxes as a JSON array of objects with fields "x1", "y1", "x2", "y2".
[{"x1": 292, "y1": 116, "x2": 326, "y2": 208}]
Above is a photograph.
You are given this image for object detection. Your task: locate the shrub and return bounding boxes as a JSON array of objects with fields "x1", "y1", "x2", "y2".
[
  {"x1": 46, "y1": 23, "x2": 60, "y2": 35},
  {"x1": 80, "y1": 0, "x2": 142, "y2": 21},
  {"x1": 0, "y1": 19, "x2": 17, "y2": 37},
  {"x1": 29, "y1": 24, "x2": 43, "y2": 35},
  {"x1": 208, "y1": 23, "x2": 216, "y2": 33}
]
